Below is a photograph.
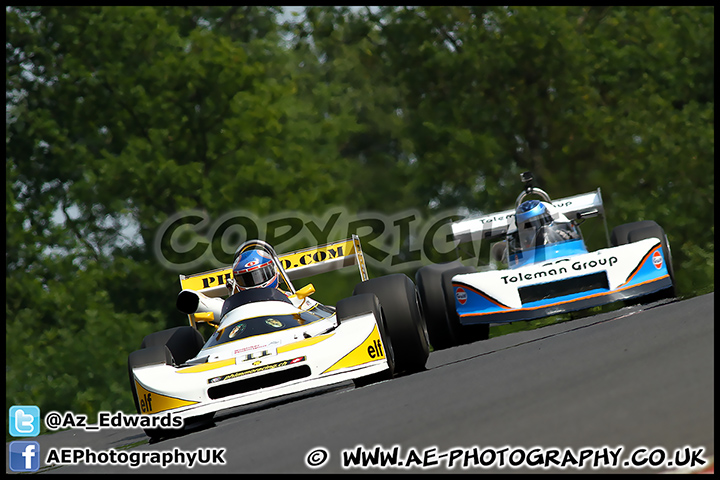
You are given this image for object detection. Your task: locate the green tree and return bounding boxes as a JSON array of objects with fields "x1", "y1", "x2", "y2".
[
  {"x1": 6, "y1": 6, "x2": 361, "y2": 426},
  {"x1": 303, "y1": 6, "x2": 713, "y2": 289},
  {"x1": 6, "y1": 6, "x2": 713, "y2": 433}
]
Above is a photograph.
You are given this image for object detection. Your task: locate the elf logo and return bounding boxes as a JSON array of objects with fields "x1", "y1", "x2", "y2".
[
  {"x1": 652, "y1": 250, "x2": 663, "y2": 269},
  {"x1": 367, "y1": 339, "x2": 385, "y2": 359},
  {"x1": 140, "y1": 392, "x2": 153, "y2": 413}
]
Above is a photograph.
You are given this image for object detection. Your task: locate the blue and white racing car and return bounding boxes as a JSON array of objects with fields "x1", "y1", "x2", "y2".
[{"x1": 416, "y1": 172, "x2": 675, "y2": 350}]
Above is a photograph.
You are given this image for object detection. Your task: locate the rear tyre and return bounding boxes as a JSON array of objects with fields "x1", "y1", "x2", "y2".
[
  {"x1": 353, "y1": 274, "x2": 429, "y2": 374},
  {"x1": 140, "y1": 326, "x2": 205, "y2": 365},
  {"x1": 610, "y1": 220, "x2": 658, "y2": 247}
]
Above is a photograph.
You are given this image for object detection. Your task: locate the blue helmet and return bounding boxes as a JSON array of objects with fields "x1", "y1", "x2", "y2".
[
  {"x1": 508, "y1": 199, "x2": 583, "y2": 268},
  {"x1": 514, "y1": 200, "x2": 554, "y2": 250},
  {"x1": 516, "y1": 200, "x2": 550, "y2": 227},
  {"x1": 230, "y1": 248, "x2": 279, "y2": 293}
]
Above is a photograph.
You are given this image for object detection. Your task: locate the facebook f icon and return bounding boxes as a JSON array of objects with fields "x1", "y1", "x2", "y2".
[
  {"x1": 9, "y1": 405, "x2": 40, "y2": 437},
  {"x1": 9, "y1": 441, "x2": 41, "y2": 472}
]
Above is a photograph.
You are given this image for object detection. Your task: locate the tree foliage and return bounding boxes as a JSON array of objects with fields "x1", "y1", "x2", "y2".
[{"x1": 6, "y1": 6, "x2": 713, "y2": 426}]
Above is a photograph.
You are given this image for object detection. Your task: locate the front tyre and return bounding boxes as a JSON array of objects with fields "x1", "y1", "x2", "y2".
[
  {"x1": 611, "y1": 220, "x2": 676, "y2": 300},
  {"x1": 440, "y1": 266, "x2": 490, "y2": 344},
  {"x1": 353, "y1": 274, "x2": 429, "y2": 374},
  {"x1": 416, "y1": 262, "x2": 463, "y2": 350},
  {"x1": 127, "y1": 346, "x2": 176, "y2": 440},
  {"x1": 128, "y1": 326, "x2": 208, "y2": 440}
]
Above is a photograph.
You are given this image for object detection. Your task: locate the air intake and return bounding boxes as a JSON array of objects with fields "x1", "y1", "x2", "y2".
[
  {"x1": 207, "y1": 365, "x2": 311, "y2": 400},
  {"x1": 518, "y1": 272, "x2": 609, "y2": 304}
]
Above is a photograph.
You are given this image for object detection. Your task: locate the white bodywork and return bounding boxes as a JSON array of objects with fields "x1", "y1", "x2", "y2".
[
  {"x1": 132, "y1": 301, "x2": 388, "y2": 421},
  {"x1": 130, "y1": 237, "x2": 387, "y2": 422},
  {"x1": 453, "y1": 238, "x2": 665, "y2": 314}
]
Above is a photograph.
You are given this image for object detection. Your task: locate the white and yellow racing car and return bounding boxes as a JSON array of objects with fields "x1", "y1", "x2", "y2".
[{"x1": 128, "y1": 236, "x2": 429, "y2": 439}]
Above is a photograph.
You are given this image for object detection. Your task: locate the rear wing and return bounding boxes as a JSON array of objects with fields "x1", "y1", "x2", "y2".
[
  {"x1": 451, "y1": 189, "x2": 606, "y2": 244},
  {"x1": 178, "y1": 235, "x2": 369, "y2": 298}
]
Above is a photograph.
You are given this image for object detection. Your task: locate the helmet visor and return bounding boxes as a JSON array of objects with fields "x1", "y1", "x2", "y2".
[
  {"x1": 515, "y1": 209, "x2": 554, "y2": 249},
  {"x1": 234, "y1": 263, "x2": 276, "y2": 288}
]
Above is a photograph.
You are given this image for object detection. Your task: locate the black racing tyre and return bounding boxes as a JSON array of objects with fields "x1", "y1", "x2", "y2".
[
  {"x1": 336, "y1": 293, "x2": 395, "y2": 386},
  {"x1": 627, "y1": 222, "x2": 676, "y2": 299},
  {"x1": 140, "y1": 326, "x2": 205, "y2": 366},
  {"x1": 627, "y1": 223, "x2": 675, "y2": 283},
  {"x1": 127, "y1": 346, "x2": 172, "y2": 440},
  {"x1": 352, "y1": 274, "x2": 429, "y2": 374},
  {"x1": 415, "y1": 262, "x2": 464, "y2": 350},
  {"x1": 129, "y1": 329, "x2": 210, "y2": 441},
  {"x1": 128, "y1": 346, "x2": 172, "y2": 413},
  {"x1": 127, "y1": 345, "x2": 214, "y2": 440},
  {"x1": 129, "y1": 345, "x2": 173, "y2": 369},
  {"x1": 612, "y1": 220, "x2": 676, "y2": 300},
  {"x1": 610, "y1": 220, "x2": 659, "y2": 247},
  {"x1": 439, "y1": 266, "x2": 491, "y2": 345}
]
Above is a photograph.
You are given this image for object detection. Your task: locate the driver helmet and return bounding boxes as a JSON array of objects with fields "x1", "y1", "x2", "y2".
[
  {"x1": 514, "y1": 199, "x2": 555, "y2": 250},
  {"x1": 228, "y1": 248, "x2": 279, "y2": 294}
]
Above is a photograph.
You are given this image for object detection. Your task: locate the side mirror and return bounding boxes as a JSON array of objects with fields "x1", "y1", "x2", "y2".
[
  {"x1": 193, "y1": 311, "x2": 216, "y2": 325},
  {"x1": 295, "y1": 284, "x2": 315, "y2": 300},
  {"x1": 491, "y1": 241, "x2": 507, "y2": 264}
]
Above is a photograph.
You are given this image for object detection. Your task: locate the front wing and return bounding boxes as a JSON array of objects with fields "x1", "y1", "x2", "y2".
[
  {"x1": 452, "y1": 238, "x2": 673, "y2": 324},
  {"x1": 130, "y1": 311, "x2": 388, "y2": 421}
]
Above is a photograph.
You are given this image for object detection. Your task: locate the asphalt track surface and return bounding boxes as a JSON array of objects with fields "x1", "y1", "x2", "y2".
[{"x1": 8, "y1": 292, "x2": 714, "y2": 474}]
